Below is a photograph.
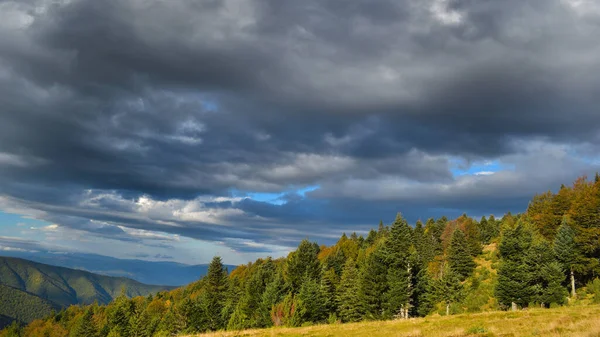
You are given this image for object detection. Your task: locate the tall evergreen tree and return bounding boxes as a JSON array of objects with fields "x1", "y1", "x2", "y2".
[
  {"x1": 495, "y1": 222, "x2": 534, "y2": 308},
  {"x1": 554, "y1": 216, "x2": 579, "y2": 297},
  {"x1": 320, "y1": 267, "x2": 339, "y2": 315},
  {"x1": 204, "y1": 256, "x2": 229, "y2": 331},
  {"x1": 296, "y1": 277, "x2": 326, "y2": 324},
  {"x1": 359, "y1": 244, "x2": 388, "y2": 320},
  {"x1": 433, "y1": 267, "x2": 464, "y2": 316},
  {"x1": 70, "y1": 308, "x2": 97, "y2": 337},
  {"x1": 383, "y1": 213, "x2": 413, "y2": 318},
  {"x1": 337, "y1": 259, "x2": 363, "y2": 322},
  {"x1": 447, "y1": 229, "x2": 476, "y2": 281},
  {"x1": 285, "y1": 240, "x2": 321, "y2": 293}
]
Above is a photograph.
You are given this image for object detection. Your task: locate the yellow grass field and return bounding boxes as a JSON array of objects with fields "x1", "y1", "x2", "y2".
[{"x1": 185, "y1": 304, "x2": 600, "y2": 337}]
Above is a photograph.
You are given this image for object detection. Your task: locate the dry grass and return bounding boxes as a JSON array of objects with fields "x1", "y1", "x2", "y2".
[{"x1": 184, "y1": 304, "x2": 600, "y2": 337}]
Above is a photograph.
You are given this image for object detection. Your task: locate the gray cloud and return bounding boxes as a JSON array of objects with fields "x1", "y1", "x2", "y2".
[{"x1": 1, "y1": 0, "x2": 600, "y2": 258}]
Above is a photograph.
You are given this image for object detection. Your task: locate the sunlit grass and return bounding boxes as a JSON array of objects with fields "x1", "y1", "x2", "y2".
[{"x1": 185, "y1": 304, "x2": 600, "y2": 337}]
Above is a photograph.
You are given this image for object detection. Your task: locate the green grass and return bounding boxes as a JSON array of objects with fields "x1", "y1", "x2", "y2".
[{"x1": 188, "y1": 304, "x2": 600, "y2": 337}]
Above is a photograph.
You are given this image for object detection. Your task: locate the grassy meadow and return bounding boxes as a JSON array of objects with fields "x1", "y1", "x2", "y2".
[{"x1": 188, "y1": 304, "x2": 600, "y2": 337}]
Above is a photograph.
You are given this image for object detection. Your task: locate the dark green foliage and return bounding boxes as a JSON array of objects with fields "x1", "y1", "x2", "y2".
[
  {"x1": 320, "y1": 268, "x2": 338, "y2": 315},
  {"x1": 296, "y1": 277, "x2": 326, "y2": 324},
  {"x1": 478, "y1": 216, "x2": 499, "y2": 244},
  {"x1": 0, "y1": 257, "x2": 168, "y2": 330},
  {"x1": 0, "y1": 284, "x2": 58, "y2": 329},
  {"x1": 337, "y1": 259, "x2": 363, "y2": 322},
  {"x1": 432, "y1": 267, "x2": 464, "y2": 313},
  {"x1": 554, "y1": 217, "x2": 578, "y2": 270},
  {"x1": 383, "y1": 213, "x2": 413, "y2": 318},
  {"x1": 496, "y1": 223, "x2": 535, "y2": 308},
  {"x1": 0, "y1": 257, "x2": 170, "y2": 308},
  {"x1": 70, "y1": 308, "x2": 97, "y2": 337},
  {"x1": 203, "y1": 256, "x2": 229, "y2": 331},
  {"x1": 285, "y1": 240, "x2": 321, "y2": 293},
  {"x1": 448, "y1": 229, "x2": 476, "y2": 281},
  {"x1": 358, "y1": 245, "x2": 388, "y2": 320}
]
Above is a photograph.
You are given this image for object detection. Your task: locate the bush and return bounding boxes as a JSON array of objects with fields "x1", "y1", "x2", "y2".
[
  {"x1": 586, "y1": 278, "x2": 600, "y2": 303},
  {"x1": 466, "y1": 325, "x2": 487, "y2": 334}
]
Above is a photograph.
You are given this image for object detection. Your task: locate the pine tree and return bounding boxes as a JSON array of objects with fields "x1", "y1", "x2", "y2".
[
  {"x1": 261, "y1": 271, "x2": 286, "y2": 326},
  {"x1": 296, "y1": 277, "x2": 326, "y2": 324},
  {"x1": 359, "y1": 244, "x2": 388, "y2": 319},
  {"x1": 447, "y1": 229, "x2": 476, "y2": 281},
  {"x1": 495, "y1": 222, "x2": 534, "y2": 308},
  {"x1": 70, "y1": 308, "x2": 97, "y2": 337},
  {"x1": 337, "y1": 259, "x2": 363, "y2": 322},
  {"x1": 540, "y1": 262, "x2": 568, "y2": 306},
  {"x1": 554, "y1": 216, "x2": 579, "y2": 297},
  {"x1": 320, "y1": 267, "x2": 339, "y2": 315},
  {"x1": 204, "y1": 256, "x2": 229, "y2": 330},
  {"x1": 285, "y1": 240, "x2": 321, "y2": 293},
  {"x1": 383, "y1": 213, "x2": 413, "y2": 318},
  {"x1": 433, "y1": 267, "x2": 464, "y2": 315}
]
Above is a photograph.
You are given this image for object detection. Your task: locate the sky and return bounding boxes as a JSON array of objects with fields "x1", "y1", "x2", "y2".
[{"x1": 1, "y1": 0, "x2": 600, "y2": 265}]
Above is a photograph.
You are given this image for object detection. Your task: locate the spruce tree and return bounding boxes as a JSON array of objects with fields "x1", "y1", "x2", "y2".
[
  {"x1": 204, "y1": 256, "x2": 229, "y2": 330},
  {"x1": 337, "y1": 259, "x2": 363, "y2": 322},
  {"x1": 285, "y1": 240, "x2": 321, "y2": 293},
  {"x1": 320, "y1": 267, "x2": 339, "y2": 315},
  {"x1": 359, "y1": 244, "x2": 388, "y2": 319},
  {"x1": 495, "y1": 222, "x2": 534, "y2": 308},
  {"x1": 383, "y1": 213, "x2": 413, "y2": 318},
  {"x1": 296, "y1": 277, "x2": 326, "y2": 324},
  {"x1": 70, "y1": 308, "x2": 97, "y2": 337},
  {"x1": 433, "y1": 267, "x2": 464, "y2": 315},
  {"x1": 447, "y1": 229, "x2": 476, "y2": 281},
  {"x1": 554, "y1": 216, "x2": 579, "y2": 297}
]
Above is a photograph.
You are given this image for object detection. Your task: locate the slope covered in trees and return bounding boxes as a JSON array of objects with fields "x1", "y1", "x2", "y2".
[
  {"x1": 0, "y1": 284, "x2": 58, "y2": 329},
  {"x1": 3, "y1": 174, "x2": 600, "y2": 337},
  {"x1": 0, "y1": 257, "x2": 173, "y2": 329}
]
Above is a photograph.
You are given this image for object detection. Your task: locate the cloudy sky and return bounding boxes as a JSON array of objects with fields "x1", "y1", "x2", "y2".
[{"x1": 1, "y1": 0, "x2": 600, "y2": 265}]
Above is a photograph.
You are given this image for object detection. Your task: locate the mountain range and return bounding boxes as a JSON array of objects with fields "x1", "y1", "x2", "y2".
[
  {"x1": 0, "y1": 256, "x2": 173, "y2": 329},
  {"x1": 0, "y1": 251, "x2": 236, "y2": 286}
]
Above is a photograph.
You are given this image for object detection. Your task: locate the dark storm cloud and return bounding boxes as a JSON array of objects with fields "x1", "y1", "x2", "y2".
[{"x1": 1, "y1": 0, "x2": 600, "y2": 254}]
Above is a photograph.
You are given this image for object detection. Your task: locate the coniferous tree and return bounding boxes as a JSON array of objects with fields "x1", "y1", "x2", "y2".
[
  {"x1": 337, "y1": 259, "x2": 363, "y2": 322},
  {"x1": 260, "y1": 270, "x2": 286, "y2": 326},
  {"x1": 285, "y1": 240, "x2": 321, "y2": 293},
  {"x1": 495, "y1": 222, "x2": 534, "y2": 308},
  {"x1": 554, "y1": 216, "x2": 579, "y2": 297},
  {"x1": 320, "y1": 267, "x2": 339, "y2": 315},
  {"x1": 433, "y1": 267, "x2": 464, "y2": 316},
  {"x1": 540, "y1": 262, "x2": 568, "y2": 306},
  {"x1": 447, "y1": 229, "x2": 476, "y2": 281},
  {"x1": 359, "y1": 244, "x2": 388, "y2": 320},
  {"x1": 204, "y1": 256, "x2": 229, "y2": 331},
  {"x1": 383, "y1": 213, "x2": 413, "y2": 318},
  {"x1": 70, "y1": 308, "x2": 97, "y2": 337},
  {"x1": 296, "y1": 277, "x2": 326, "y2": 324}
]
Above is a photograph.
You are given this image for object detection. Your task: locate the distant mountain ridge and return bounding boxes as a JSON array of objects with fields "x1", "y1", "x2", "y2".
[
  {"x1": 0, "y1": 251, "x2": 236, "y2": 286},
  {"x1": 0, "y1": 256, "x2": 173, "y2": 329}
]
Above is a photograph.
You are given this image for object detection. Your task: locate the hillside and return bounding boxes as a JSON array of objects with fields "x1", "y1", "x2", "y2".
[
  {"x1": 190, "y1": 304, "x2": 600, "y2": 337},
  {"x1": 2, "y1": 175, "x2": 599, "y2": 337},
  {"x1": 0, "y1": 252, "x2": 235, "y2": 286},
  {"x1": 0, "y1": 257, "x2": 173, "y2": 328},
  {"x1": 0, "y1": 284, "x2": 58, "y2": 327}
]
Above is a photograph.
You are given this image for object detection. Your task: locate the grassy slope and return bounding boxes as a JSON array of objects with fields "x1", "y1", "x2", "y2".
[
  {"x1": 190, "y1": 304, "x2": 600, "y2": 337},
  {"x1": 0, "y1": 256, "x2": 172, "y2": 307},
  {"x1": 0, "y1": 284, "x2": 58, "y2": 328}
]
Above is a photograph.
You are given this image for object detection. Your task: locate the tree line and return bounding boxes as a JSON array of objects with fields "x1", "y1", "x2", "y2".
[{"x1": 2, "y1": 174, "x2": 600, "y2": 337}]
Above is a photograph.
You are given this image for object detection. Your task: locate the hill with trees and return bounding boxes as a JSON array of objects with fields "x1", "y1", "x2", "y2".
[
  {"x1": 0, "y1": 257, "x2": 173, "y2": 329},
  {"x1": 2, "y1": 174, "x2": 600, "y2": 337}
]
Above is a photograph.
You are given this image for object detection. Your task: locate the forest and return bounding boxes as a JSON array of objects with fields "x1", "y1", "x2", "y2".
[{"x1": 2, "y1": 174, "x2": 600, "y2": 337}]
